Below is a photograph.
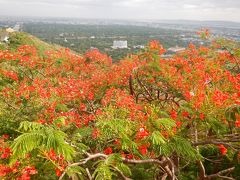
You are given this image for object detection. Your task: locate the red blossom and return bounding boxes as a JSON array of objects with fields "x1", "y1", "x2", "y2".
[
  {"x1": 138, "y1": 145, "x2": 148, "y2": 155},
  {"x1": 176, "y1": 121, "x2": 182, "y2": 128},
  {"x1": 182, "y1": 111, "x2": 189, "y2": 118},
  {"x1": 199, "y1": 113, "x2": 205, "y2": 120},
  {"x1": 17, "y1": 173, "x2": 31, "y2": 180},
  {"x1": 79, "y1": 103, "x2": 86, "y2": 111},
  {"x1": 235, "y1": 120, "x2": 240, "y2": 127},
  {"x1": 0, "y1": 164, "x2": 13, "y2": 177},
  {"x1": 136, "y1": 127, "x2": 149, "y2": 140},
  {"x1": 104, "y1": 147, "x2": 113, "y2": 155},
  {"x1": 218, "y1": 145, "x2": 227, "y2": 155},
  {"x1": 92, "y1": 129, "x2": 100, "y2": 139},
  {"x1": 55, "y1": 168, "x2": 62, "y2": 177},
  {"x1": 170, "y1": 110, "x2": 178, "y2": 119},
  {"x1": 2, "y1": 134, "x2": 9, "y2": 139},
  {"x1": 212, "y1": 90, "x2": 229, "y2": 106},
  {"x1": 184, "y1": 91, "x2": 194, "y2": 101},
  {"x1": 1, "y1": 148, "x2": 11, "y2": 159},
  {"x1": 148, "y1": 40, "x2": 166, "y2": 55},
  {"x1": 38, "y1": 119, "x2": 46, "y2": 124},
  {"x1": 21, "y1": 166, "x2": 38, "y2": 175}
]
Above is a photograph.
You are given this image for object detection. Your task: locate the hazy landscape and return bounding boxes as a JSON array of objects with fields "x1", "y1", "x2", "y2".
[
  {"x1": 1, "y1": 16, "x2": 239, "y2": 60},
  {"x1": 0, "y1": 0, "x2": 240, "y2": 180}
]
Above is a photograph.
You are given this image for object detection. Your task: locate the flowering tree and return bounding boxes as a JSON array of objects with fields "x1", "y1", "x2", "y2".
[{"x1": 0, "y1": 31, "x2": 239, "y2": 179}]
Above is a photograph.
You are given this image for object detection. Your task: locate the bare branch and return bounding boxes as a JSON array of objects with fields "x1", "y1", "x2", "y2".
[
  {"x1": 86, "y1": 168, "x2": 92, "y2": 180},
  {"x1": 59, "y1": 153, "x2": 171, "y2": 180},
  {"x1": 193, "y1": 140, "x2": 238, "y2": 151},
  {"x1": 206, "y1": 167, "x2": 235, "y2": 180}
]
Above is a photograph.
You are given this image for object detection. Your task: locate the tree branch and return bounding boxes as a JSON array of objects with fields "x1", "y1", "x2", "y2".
[
  {"x1": 206, "y1": 167, "x2": 235, "y2": 180},
  {"x1": 59, "y1": 153, "x2": 171, "y2": 180},
  {"x1": 193, "y1": 140, "x2": 238, "y2": 151}
]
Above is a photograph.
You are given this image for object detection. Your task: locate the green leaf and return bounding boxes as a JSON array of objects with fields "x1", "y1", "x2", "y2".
[
  {"x1": 151, "y1": 131, "x2": 166, "y2": 145},
  {"x1": 116, "y1": 163, "x2": 131, "y2": 177},
  {"x1": 158, "y1": 118, "x2": 176, "y2": 128},
  {"x1": 10, "y1": 121, "x2": 75, "y2": 164},
  {"x1": 66, "y1": 166, "x2": 87, "y2": 179},
  {"x1": 170, "y1": 136, "x2": 201, "y2": 160},
  {"x1": 53, "y1": 116, "x2": 66, "y2": 126}
]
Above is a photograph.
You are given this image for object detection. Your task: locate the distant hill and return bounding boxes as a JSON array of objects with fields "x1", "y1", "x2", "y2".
[
  {"x1": 8, "y1": 32, "x2": 62, "y2": 51},
  {"x1": 0, "y1": 31, "x2": 67, "y2": 54}
]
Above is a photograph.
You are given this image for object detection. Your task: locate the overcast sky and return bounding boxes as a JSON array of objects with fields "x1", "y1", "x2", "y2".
[{"x1": 0, "y1": 0, "x2": 240, "y2": 22}]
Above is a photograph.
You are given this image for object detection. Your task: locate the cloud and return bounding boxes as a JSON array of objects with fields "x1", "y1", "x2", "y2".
[{"x1": 0, "y1": 0, "x2": 239, "y2": 22}]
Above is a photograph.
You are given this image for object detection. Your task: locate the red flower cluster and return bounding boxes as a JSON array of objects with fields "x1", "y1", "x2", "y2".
[
  {"x1": 235, "y1": 119, "x2": 240, "y2": 127},
  {"x1": 136, "y1": 127, "x2": 149, "y2": 140},
  {"x1": 45, "y1": 149, "x2": 65, "y2": 177},
  {"x1": 218, "y1": 145, "x2": 227, "y2": 155},
  {"x1": 148, "y1": 40, "x2": 166, "y2": 55},
  {"x1": 0, "y1": 148, "x2": 11, "y2": 159},
  {"x1": 104, "y1": 147, "x2": 113, "y2": 155},
  {"x1": 138, "y1": 144, "x2": 148, "y2": 155},
  {"x1": 17, "y1": 166, "x2": 37, "y2": 180},
  {"x1": 212, "y1": 90, "x2": 229, "y2": 106}
]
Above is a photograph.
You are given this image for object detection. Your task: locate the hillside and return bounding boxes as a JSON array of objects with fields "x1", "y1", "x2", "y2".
[
  {"x1": 0, "y1": 32, "x2": 239, "y2": 180},
  {"x1": 0, "y1": 31, "x2": 67, "y2": 53}
]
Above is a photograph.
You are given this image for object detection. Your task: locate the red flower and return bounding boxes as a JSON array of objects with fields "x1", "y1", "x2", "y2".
[
  {"x1": 47, "y1": 149, "x2": 58, "y2": 161},
  {"x1": 1, "y1": 148, "x2": 11, "y2": 159},
  {"x1": 212, "y1": 90, "x2": 229, "y2": 106},
  {"x1": 176, "y1": 121, "x2": 182, "y2": 128},
  {"x1": 2, "y1": 134, "x2": 9, "y2": 139},
  {"x1": 55, "y1": 168, "x2": 62, "y2": 177},
  {"x1": 218, "y1": 145, "x2": 227, "y2": 155},
  {"x1": 184, "y1": 91, "x2": 194, "y2": 101},
  {"x1": 138, "y1": 145, "x2": 148, "y2": 155},
  {"x1": 92, "y1": 128, "x2": 100, "y2": 139},
  {"x1": 1, "y1": 153, "x2": 9, "y2": 159},
  {"x1": 126, "y1": 154, "x2": 133, "y2": 159},
  {"x1": 235, "y1": 120, "x2": 240, "y2": 127},
  {"x1": 0, "y1": 165, "x2": 13, "y2": 177},
  {"x1": 136, "y1": 127, "x2": 149, "y2": 139},
  {"x1": 79, "y1": 103, "x2": 86, "y2": 111},
  {"x1": 182, "y1": 111, "x2": 189, "y2": 118},
  {"x1": 199, "y1": 113, "x2": 205, "y2": 120},
  {"x1": 21, "y1": 166, "x2": 38, "y2": 175},
  {"x1": 149, "y1": 40, "x2": 166, "y2": 55},
  {"x1": 38, "y1": 119, "x2": 46, "y2": 124},
  {"x1": 4, "y1": 71, "x2": 18, "y2": 81},
  {"x1": 88, "y1": 92, "x2": 94, "y2": 100},
  {"x1": 170, "y1": 110, "x2": 178, "y2": 119},
  {"x1": 104, "y1": 147, "x2": 113, "y2": 155},
  {"x1": 17, "y1": 173, "x2": 30, "y2": 180}
]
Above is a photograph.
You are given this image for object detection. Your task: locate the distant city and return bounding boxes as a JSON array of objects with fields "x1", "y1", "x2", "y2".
[{"x1": 0, "y1": 16, "x2": 239, "y2": 60}]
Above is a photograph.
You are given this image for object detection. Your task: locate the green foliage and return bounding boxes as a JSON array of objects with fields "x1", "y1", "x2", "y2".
[
  {"x1": 116, "y1": 163, "x2": 132, "y2": 177},
  {"x1": 153, "y1": 135, "x2": 200, "y2": 160},
  {"x1": 93, "y1": 155, "x2": 118, "y2": 180},
  {"x1": 92, "y1": 154, "x2": 132, "y2": 180},
  {"x1": 205, "y1": 117, "x2": 227, "y2": 134},
  {"x1": 10, "y1": 121, "x2": 75, "y2": 164},
  {"x1": 150, "y1": 131, "x2": 166, "y2": 146},
  {"x1": 170, "y1": 136, "x2": 201, "y2": 160},
  {"x1": 225, "y1": 104, "x2": 240, "y2": 122},
  {"x1": 65, "y1": 166, "x2": 87, "y2": 180}
]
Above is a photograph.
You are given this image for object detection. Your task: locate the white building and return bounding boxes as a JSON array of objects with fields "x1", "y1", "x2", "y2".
[
  {"x1": 0, "y1": 31, "x2": 9, "y2": 42},
  {"x1": 112, "y1": 40, "x2": 128, "y2": 49},
  {"x1": 133, "y1": 45, "x2": 145, "y2": 49},
  {"x1": 6, "y1": 28, "x2": 15, "y2": 33}
]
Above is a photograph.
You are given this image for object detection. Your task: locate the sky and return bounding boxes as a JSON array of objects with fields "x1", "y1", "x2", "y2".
[{"x1": 0, "y1": 0, "x2": 240, "y2": 22}]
